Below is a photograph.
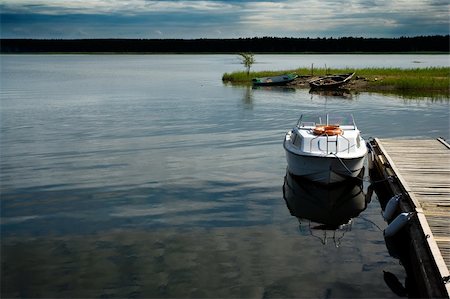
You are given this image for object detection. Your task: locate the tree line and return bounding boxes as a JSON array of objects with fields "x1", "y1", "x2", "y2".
[{"x1": 1, "y1": 36, "x2": 449, "y2": 53}]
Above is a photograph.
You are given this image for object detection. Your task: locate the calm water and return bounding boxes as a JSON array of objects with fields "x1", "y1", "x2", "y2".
[{"x1": 1, "y1": 54, "x2": 449, "y2": 298}]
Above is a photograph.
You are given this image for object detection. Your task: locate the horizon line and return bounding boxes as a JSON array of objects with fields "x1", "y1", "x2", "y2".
[{"x1": 2, "y1": 35, "x2": 449, "y2": 41}]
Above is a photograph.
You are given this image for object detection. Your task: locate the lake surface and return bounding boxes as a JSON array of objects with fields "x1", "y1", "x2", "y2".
[{"x1": 1, "y1": 54, "x2": 449, "y2": 298}]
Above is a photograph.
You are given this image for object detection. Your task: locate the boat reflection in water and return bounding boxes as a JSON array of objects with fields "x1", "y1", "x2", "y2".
[
  {"x1": 283, "y1": 170, "x2": 370, "y2": 246},
  {"x1": 252, "y1": 86, "x2": 296, "y2": 92},
  {"x1": 308, "y1": 88, "x2": 352, "y2": 99}
]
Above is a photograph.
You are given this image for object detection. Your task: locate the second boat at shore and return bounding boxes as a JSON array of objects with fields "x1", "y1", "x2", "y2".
[{"x1": 309, "y1": 72, "x2": 355, "y2": 89}]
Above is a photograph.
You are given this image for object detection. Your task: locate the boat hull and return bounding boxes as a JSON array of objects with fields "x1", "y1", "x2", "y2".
[
  {"x1": 309, "y1": 72, "x2": 355, "y2": 89},
  {"x1": 253, "y1": 80, "x2": 294, "y2": 86},
  {"x1": 252, "y1": 74, "x2": 298, "y2": 86},
  {"x1": 309, "y1": 81, "x2": 345, "y2": 89},
  {"x1": 284, "y1": 149, "x2": 366, "y2": 184}
]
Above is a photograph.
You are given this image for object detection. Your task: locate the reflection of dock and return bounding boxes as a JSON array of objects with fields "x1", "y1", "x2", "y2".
[{"x1": 369, "y1": 138, "x2": 450, "y2": 298}]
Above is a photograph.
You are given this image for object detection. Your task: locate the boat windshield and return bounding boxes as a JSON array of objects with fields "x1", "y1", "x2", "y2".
[{"x1": 296, "y1": 114, "x2": 356, "y2": 128}]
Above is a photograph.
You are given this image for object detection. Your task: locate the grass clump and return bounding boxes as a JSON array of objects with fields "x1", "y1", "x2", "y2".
[{"x1": 360, "y1": 67, "x2": 449, "y2": 92}]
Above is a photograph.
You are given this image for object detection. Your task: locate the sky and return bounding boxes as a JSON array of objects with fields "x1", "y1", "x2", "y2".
[{"x1": 1, "y1": 0, "x2": 449, "y2": 39}]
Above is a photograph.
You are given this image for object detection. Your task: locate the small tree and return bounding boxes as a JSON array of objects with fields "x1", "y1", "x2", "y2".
[{"x1": 238, "y1": 53, "x2": 255, "y2": 76}]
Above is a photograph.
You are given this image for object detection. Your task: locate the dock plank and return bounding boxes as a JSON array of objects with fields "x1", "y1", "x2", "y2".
[{"x1": 377, "y1": 138, "x2": 450, "y2": 296}]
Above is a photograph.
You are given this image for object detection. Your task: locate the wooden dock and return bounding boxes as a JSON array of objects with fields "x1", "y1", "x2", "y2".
[{"x1": 370, "y1": 138, "x2": 450, "y2": 298}]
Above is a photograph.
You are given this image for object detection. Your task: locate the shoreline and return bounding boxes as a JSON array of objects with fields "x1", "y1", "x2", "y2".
[
  {"x1": 291, "y1": 75, "x2": 449, "y2": 95},
  {"x1": 1, "y1": 51, "x2": 449, "y2": 55},
  {"x1": 2, "y1": 36, "x2": 449, "y2": 53},
  {"x1": 285, "y1": 75, "x2": 385, "y2": 91},
  {"x1": 222, "y1": 67, "x2": 450, "y2": 98}
]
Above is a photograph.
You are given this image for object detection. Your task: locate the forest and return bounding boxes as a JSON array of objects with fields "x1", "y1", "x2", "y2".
[{"x1": 1, "y1": 36, "x2": 449, "y2": 53}]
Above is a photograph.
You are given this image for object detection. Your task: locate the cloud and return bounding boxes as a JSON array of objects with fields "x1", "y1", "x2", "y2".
[
  {"x1": 0, "y1": 0, "x2": 238, "y2": 15},
  {"x1": 235, "y1": 0, "x2": 449, "y2": 37},
  {"x1": 0, "y1": 0, "x2": 448, "y2": 38}
]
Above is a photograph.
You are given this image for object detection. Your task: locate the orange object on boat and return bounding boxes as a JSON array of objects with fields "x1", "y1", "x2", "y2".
[{"x1": 313, "y1": 125, "x2": 343, "y2": 136}]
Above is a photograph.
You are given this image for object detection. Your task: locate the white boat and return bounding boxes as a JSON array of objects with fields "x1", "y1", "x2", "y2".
[{"x1": 283, "y1": 114, "x2": 367, "y2": 184}]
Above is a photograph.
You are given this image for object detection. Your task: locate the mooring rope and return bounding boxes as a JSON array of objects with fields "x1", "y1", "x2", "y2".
[{"x1": 331, "y1": 152, "x2": 394, "y2": 184}]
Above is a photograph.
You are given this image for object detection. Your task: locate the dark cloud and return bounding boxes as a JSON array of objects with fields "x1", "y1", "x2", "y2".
[{"x1": 0, "y1": 0, "x2": 448, "y2": 38}]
